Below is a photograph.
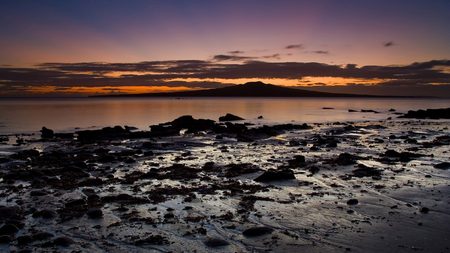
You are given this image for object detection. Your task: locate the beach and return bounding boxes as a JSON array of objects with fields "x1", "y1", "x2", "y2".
[{"x1": 0, "y1": 112, "x2": 449, "y2": 253}]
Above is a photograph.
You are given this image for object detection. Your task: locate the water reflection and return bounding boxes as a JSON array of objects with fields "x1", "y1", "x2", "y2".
[{"x1": 0, "y1": 97, "x2": 449, "y2": 134}]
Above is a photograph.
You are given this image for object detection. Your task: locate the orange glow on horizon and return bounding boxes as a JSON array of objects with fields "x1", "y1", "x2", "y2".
[
  {"x1": 0, "y1": 76, "x2": 396, "y2": 97},
  {"x1": 0, "y1": 85, "x2": 204, "y2": 97},
  {"x1": 164, "y1": 77, "x2": 393, "y2": 87}
]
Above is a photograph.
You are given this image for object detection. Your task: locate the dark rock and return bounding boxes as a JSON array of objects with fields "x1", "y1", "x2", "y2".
[
  {"x1": 0, "y1": 235, "x2": 12, "y2": 243},
  {"x1": 361, "y1": 109, "x2": 379, "y2": 113},
  {"x1": 76, "y1": 126, "x2": 129, "y2": 141},
  {"x1": 404, "y1": 138, "x2": 417, "y2": 144},
  {"x1": 0, "y1": 224, "x2": 19, "y2": 235},
  {"x1": 0, "y1": 206, "x2": 21, "y2": 221},
  {"x1": 116, "y1": 193, "x2": 133, "y2": 201},
  {"x1": 40, "y1": 209, "x2": 58, "y2": 219},
  {"x1": 63, "y1": 166, "x2": 85, "y2": 174},
  {"x1": 352, "y1": 164, "x2": 383, "y2": 178},
  {"x1": 164, "y1": 213, "x2": 175, "y2": 219},
  {"x1": 78, "y1": 177, "x2": 104, "y2": 187},
  {"x1": 134, "y1": 234, "x2": 170, "y2": 245},
  {"x1": 45, "y1": 176, "x2": 61, "y2": 185},
  {"x1": 31, "y1": 178, "x2": 47, "y2": 188},
  {"x1": 64, "y1": 199, "x2": 86, "y2": 208},
  {"x1": 243, "y1": 226, "x2": 274, "y2": 237},
  {"x1": 98, "y1": 155, "x2": 116, "y2": 163},
  {"x1": 41, "y1": 127, "x2": 54, "y2": 138},
  {"x1": 288, "y1": 140, "x2": 300, "y2": 146},
  {"x1": 123, "y1": 157, "x2": 136, "y2": 163},
  {"x1": 399, "y1": 108, "x2": 450, "y2": 119},
  {"x1": 347, "y1": 199, "x2": 359, "y2": 205},
  {"x1": 329, "y1": 153, "x2": 365, "y2": 165},
  {"x1": 219, "y1": 113, "x2": 244, "y2": 121},
  {"x1": 254, "y1": 169, "x2": 295, "y2": 182},
  {"x1": 204, "y1": 238, "x2": 230, "y2": 247},
  {"x1": 419, "y1": 207, "x2": 429, "y2": 213},
  {"x1": 53, "y1": 236, "x2": 76, "y2": 246},
  {"x1": 33, "y1": 231, "x2": 55, "y2": 240},
  {"x1": 149, "y1": 115, "x2": 218, "y2": 136},
  {"x1": 226, "y1": 122, "x2": 247, "y2": 133},
  {"x1": 10, "y1": 149, "x2": 40, "y2": 160},
  {"x1": 17, "y1": 250, "x2": 33, "y2": 253},
  {"x1": 383, "y1": 149, "x2": 422, "y2": 162},
  {"x1": 0, "y1": 157, "x2": 11, "y2": 163},
  {"x1": 434, "y1": 162, "x2": 450, "y2": 169},
  {"x1": 17, "y1": 235, "x2": 33, "y2": 245},
  {"x1": 7, "y1": 219, "x2": 24, "y2": 229},
  {"x1": 54, "y1": 132, "x2": 74, "y2": 139},
  {"x1": 224, "y1": 163, "x2": 260, "y2": 177},
  {"x1": 73, "y1": 161, "x2": 87, "y2": 168},
  {"x1": 2, "y1": 171, "x2": 26, "y2": 181},
  {"x1": 87, "y1": 194, "x2": 100, "y2": 203},
  {"x1": 102, "y1": 194, "x2": 149, "y2": 204},
  {"x1": 86, "y1": 208, "x2": 103, "y2": 219},
  {"x1": 292, "y1": 155, "x2": 306, "y2": 163}
]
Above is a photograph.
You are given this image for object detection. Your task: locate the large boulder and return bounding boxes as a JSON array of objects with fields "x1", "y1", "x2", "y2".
[
  {"x1": 219, "y1": 113, "x2": 244, "y2": 121},
  {"x1": 150, "y1": 115, "x2": 217, "y2": 136},
  {"x1": 254, "y1": 169, "x2": 296, "y2": 182},
  {"x1": 40, "y1": 127, "x2": 54, "y2": 138}
]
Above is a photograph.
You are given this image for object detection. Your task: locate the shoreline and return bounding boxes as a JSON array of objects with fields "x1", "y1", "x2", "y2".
[
  {"x1": 0, "y1": 114, "x2": 449, "y2": 252},
  {"x1": 1, "y1": 97, "x2": 449, "y2": 136}
]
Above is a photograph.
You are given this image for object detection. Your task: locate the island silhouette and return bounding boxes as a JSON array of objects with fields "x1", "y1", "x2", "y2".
[{"x1": 93, "y1": 81, "x2": 373, "y2": 97}]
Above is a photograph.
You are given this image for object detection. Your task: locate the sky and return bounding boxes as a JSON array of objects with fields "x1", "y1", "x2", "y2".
[{"x1": 0, "y1": 0, "x2": 449, "y2": 97}]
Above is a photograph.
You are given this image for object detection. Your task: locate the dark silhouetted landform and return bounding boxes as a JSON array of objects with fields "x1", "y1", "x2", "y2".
[
  {"x1": 399, "y1": 108, "x2": 450, "y2": 119},
  {"x1": 92, "y1": 81, "x2": 375, "y2": 97}
]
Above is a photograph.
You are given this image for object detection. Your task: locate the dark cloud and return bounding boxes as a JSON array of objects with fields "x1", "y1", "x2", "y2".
[
  {"x1": 305, "y1": 51, "x2": 329, "y2": 54},
  {"x1": 212, "y1": 55, "x2": 257, "y2": 62},
  {"x1": 346, "y1": 64, "x2": 357, "y2": 70},
  {"x1": 384, "y1": 41, "x2": 395, "y2": 47},
  {"x1": 102, "y1": 88, "x2": 123, "y2": 91},
  {"x1": 1, "y1": 59, "x2": 450, "y2": 97},
  {"x1": 227, "y1": 51, "x2": 245, "y2": 54},
  {"x1": 285, "y1": 44, "x2": 303, "y2": 49},
  {"x1": 262, "y1": 54, "x2": 281, "y2": 60}
]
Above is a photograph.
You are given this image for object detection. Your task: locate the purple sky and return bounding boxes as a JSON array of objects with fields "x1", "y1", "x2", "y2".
[{"x1": 0, "y1": 0, "x2": 449, "y2": 97}]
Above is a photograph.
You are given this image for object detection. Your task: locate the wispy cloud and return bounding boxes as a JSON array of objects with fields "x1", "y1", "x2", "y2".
[
  {"x1": 384, "y1": 41, "x2": 395, "y2": 47},
  {"x1": 305, "y1": 51, "x2": 329, "y2": 54},
  {"x1": 212, "y1": 54, "x2": 257, "y2": 62},
  {"x1": 285, "y1": 44, "x2": 303, "y2": 49},
  {"x1": 262, "y1": 54, "x2": 281, "y2": 60}
]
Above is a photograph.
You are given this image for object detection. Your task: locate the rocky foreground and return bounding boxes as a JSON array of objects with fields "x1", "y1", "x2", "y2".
[{"x1": 0, "y1": 112, "x2": 449, "y2": 253}]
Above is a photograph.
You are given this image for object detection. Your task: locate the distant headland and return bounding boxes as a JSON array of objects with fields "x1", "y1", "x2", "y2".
[{"x1": 91, "y1": 81, "x2": 375, "y2": 98}]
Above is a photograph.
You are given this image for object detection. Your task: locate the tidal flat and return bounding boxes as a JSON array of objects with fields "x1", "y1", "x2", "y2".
[{"x1": 0, "y1": 114, "x2": 449, "y2": 253}]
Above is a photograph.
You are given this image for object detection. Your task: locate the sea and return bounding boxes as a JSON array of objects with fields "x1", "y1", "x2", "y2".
[{"x1": 0, "y1": 97, "x2": 449, "y2": 135}]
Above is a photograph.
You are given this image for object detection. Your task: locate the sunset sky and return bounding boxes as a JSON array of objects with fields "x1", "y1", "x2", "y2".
[{"x1": 1, "y1": 0, "x2": 449, "y2": 97}]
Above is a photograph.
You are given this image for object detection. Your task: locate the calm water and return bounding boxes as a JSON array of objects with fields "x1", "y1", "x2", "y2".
[{"x1": 0, "y1": 97, "x2": 449, "y2": 135}]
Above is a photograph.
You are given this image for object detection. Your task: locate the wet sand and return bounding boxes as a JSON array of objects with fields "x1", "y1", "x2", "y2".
[{"x1": 0, "y1": 116, "x2": 449, "y2": 253}]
